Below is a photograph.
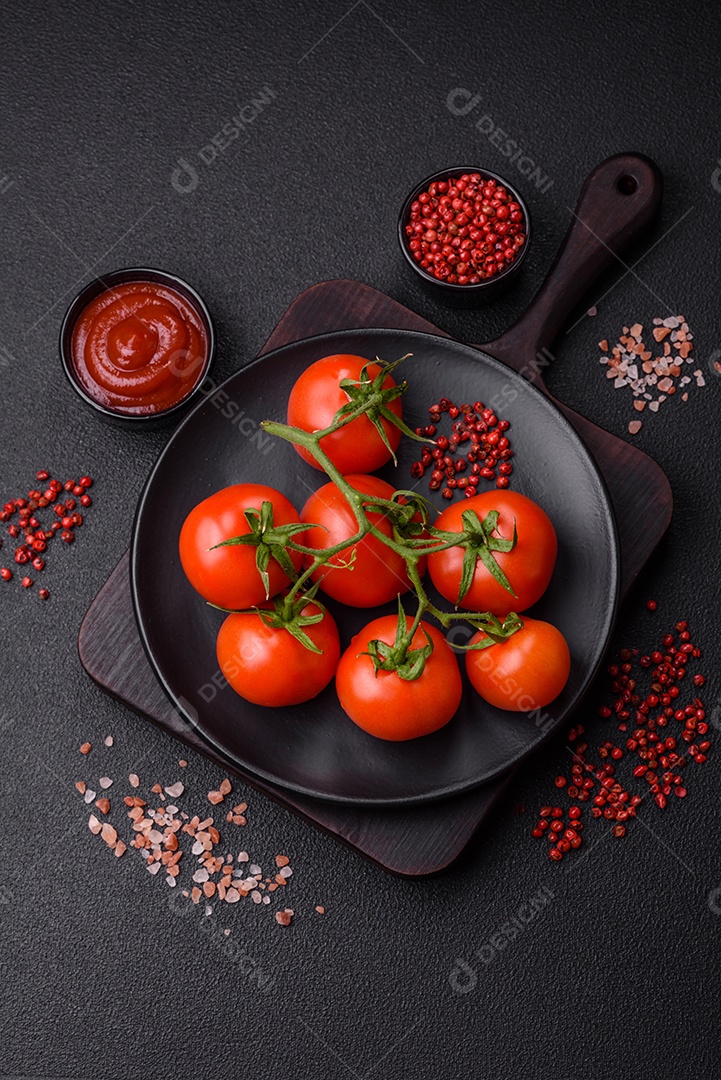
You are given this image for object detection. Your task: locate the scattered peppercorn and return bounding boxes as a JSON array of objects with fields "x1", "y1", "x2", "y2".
[
  {"x1": 0, "y1": 471, "x2": 95, "y2": 600},
  {"x1": 532, "y1": 614, "x2": 709, "y2": 862},
  {"x1": 411, "y1": 398, "x2": 513, "y2": 498}
]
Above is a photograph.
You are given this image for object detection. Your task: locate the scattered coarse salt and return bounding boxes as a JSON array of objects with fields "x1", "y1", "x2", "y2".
[
  {"x1": 208, "y1": 790, "x2": 224, "y2": 805},
  {"x1": 628, "y1": 420, "x2": 642, "y2": 435},
  {"x1": 101, "y1": 823, "x2": 117, "y2": 848},
  {"x1": 587, "y1": 306, "x2": 597, "y2": 316},
  {"x1": 315, "y1": 906, "x2": 325, "y2": 914},
  {"x1": 80, "y1": 742, "x2": 92, "y2": 755},
  {"x1": 104, "y1": 736, "x2": 114, "y2": 748},
  {"x1": 78, "y1": 760, "x2": 314, "y2": 931},
  {"x1": 598, "y1": 315, "x2": 700, "y2": 427}
]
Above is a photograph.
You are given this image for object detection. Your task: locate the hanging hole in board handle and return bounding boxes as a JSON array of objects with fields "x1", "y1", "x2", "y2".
[
  {"x1": 478, "y1": 154, "x2": 663, "y2": 382},
  {"x1": 617, "y1": 174, "x2": 639, "y2": 195}
]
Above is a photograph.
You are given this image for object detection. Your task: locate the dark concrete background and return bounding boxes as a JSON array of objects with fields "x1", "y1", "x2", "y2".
[{"x1": 1, "y1": 2, "x2": 720, "y2": 1077}]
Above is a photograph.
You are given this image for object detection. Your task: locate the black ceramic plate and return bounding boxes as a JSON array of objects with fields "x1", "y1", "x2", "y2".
[{"x1": 131, "y1": 328, "x2": 619, "y2": 806}]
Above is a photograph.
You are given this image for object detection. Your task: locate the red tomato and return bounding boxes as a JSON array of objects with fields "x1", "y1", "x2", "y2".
[
  {"x1": 428, "y1": 490, "x2": 557, "y2": 615},
  {"x1": 301, "y1": 474, "x2": 425, "y2": 608},
  {"x1": 217, "y1": 601, "x2": 340, "y2": 707},
  {"x1": 179, "y1": 483, "x2": 303, "y2": 609},
  {"x1": 336, "y1": 615, "x2": 462, "y2": 740},
  {"x1": 465, "y1": 616, "x2": 570, "y2": 711},
  {"x1": 287, "y1": 354, "x2": 402, "y2": 473}
]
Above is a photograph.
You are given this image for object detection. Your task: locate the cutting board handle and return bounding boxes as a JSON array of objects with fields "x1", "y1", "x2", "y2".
[{"x1": 481, "y1": 153, "x2": 662, "y2": 385}]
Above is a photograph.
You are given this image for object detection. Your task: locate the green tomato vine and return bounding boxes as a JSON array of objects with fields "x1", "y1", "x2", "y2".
[{"x1": 221, "y1": 356, "x2": 523, "y2": 678}]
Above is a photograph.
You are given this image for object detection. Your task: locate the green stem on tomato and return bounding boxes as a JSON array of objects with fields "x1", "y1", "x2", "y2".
[{"x1": 258, "y1": 357, "x2": 522, "y2": 671}]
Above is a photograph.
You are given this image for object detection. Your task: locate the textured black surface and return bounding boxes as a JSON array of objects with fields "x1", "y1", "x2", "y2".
[{"x1": 1, "y1": 2, "x2": 720, "y2": 1077}]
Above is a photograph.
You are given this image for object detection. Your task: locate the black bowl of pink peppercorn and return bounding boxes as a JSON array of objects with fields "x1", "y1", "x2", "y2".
[{"x1": 398, "y1": 167, "x2": 531, "y2": 301}]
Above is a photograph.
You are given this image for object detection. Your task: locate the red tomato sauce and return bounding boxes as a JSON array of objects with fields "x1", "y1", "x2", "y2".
[{"x1": 70, "y1": 281, "x2": 208, "y2": 415}]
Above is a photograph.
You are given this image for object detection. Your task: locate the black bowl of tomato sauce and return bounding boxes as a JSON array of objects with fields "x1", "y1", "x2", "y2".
[
  {"x1": 398, "y1": 166, "x2": 532, "y2": 303},
  {"x1": 60, "y1": 267, "x2": 216, "y2": 428}
]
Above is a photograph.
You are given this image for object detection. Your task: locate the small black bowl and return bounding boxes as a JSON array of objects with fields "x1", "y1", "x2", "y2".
[
  {"x1": 60, "y1": 267, "x2": 216, "y2": 429},
  {"x1": 398, "y1": 166, "x2": 532, "y2": 303}
]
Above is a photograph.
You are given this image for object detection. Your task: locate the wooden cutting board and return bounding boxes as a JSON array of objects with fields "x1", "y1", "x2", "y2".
[{"x1": 79, "y1": 155, "x2": 672, "y2": 874}]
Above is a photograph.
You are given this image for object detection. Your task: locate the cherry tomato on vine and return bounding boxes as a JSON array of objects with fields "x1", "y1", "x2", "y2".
[
  {"x1": 465, "y1": 616, "x2": 570, "y2": 711},
  {"x1": 287, "y1": 354, "x2": 402, "y2": 473},
  {"x1": 428, "y1": 490, "x2": 557, "y2": 615},
  {"x1": 217, "y1": 600, "x2": 340, "y2": 707},
  {"x1": 336, "y1": 615, "x2": 462, "y2": 740},
  {"x1": 300, "y1": 474, "x2": 426, "y2": 608},
  {"x1": 179, "y1": 483, "x2": 304, "y2": 609}
]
